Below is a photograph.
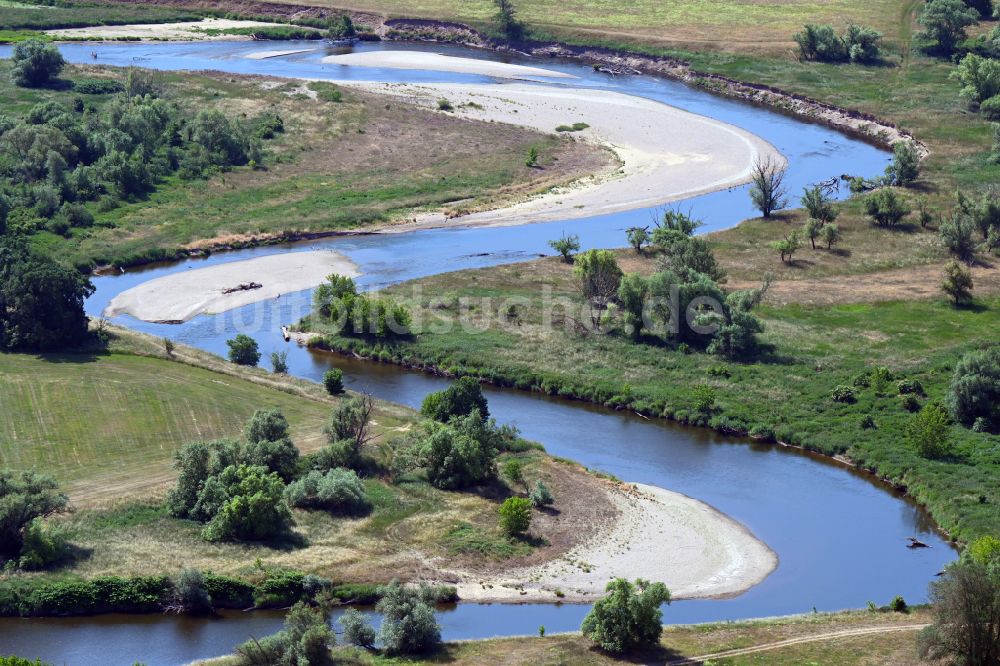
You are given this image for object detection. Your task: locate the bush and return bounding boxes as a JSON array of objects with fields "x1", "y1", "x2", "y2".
[
  {"x1": 173, "y1": 569, "x2": 212, "y2": 615},
  {"x1": 794, "y1": 23, "x2": 882, "y2": 63},
  {"x1": 907, "y1": 403, "x2": 951, "y2": 459},
  {"x1": 17, "y1": 518, "x2": 70, "y2": 570},
  {"x1": 10, "y1": 39, "x2": 64, "y2": 87},
  {"x1": 202, "y1": 573, "x2": 254, "y2": 608},
  {"x1": 270, "y1": 350, "x2": 289, "y2": 374},
  {"x1": 864, "y1": 189, "x2": 910, "y2": 227},
  {"x1": 902, "y1": 394, "x2": 922, "y2": 412},
  {"x1": 886, "y1": 142, "x2": 920, "y2": 186},
  {"x1": 284, "y1": 468, "x2": 370, "y2": 514},
  {"x1": 421, "y1": 376, "x2": 489, "y2": 422},
  {"x1": 340, "y1": 607, "x2": 376, "y2": 648},
  {"x1": 72, "y1": 78, "x2": 125, "y2": 95},
  {"x1": 236, "y1": 601, "x2": 333, "y2": 665},
  {"x1": 323, "y1": 368, "x2": 344, "y2": 395},
  {"x1": 375, "y1": 582, "x2": 442, "y2": 656},
  {"x1": 327, "y1": 14, "x2": 356, "y2": 39},
  {"x1": 982, "y1": 95, "x2": 1000, "y2": 120},
  {"x1": 949, "y1": 347, "x2": 1000, "y2": 428},
  {"x1": 0, "y1": 470, "x2": 68, "y2": 564},
  {"x1": 422, "y1": 414, "x2": 498, "y2": 490},
  {"x1": 898, "y1": 378, "x2": 925, "y2": 395},
  {"x1": 226, "y1": 334, "x2": 260, "y2": 366},
  {"x1": 953, "y1": 53, "x2": 1000, "y2": 106},
  {"x1": 918, "y1": 562, "x2": 1000, "y2": 663},
  {"x1": 889, "y1": 595, "x2": 908, "y2": 612},
  {"x1": 499, "y1": 496, "x2": 532, "y2": 536},
  {"x1": 245, "y1": 408, "x2": 290, "y2": 445},
  {"x1": 201, "y1": 465, "x2": 293, "y2": 542},
  {"x1": 832, "y1": 385, "x2": 857, "y2": 403},
  {"x1": 581, "y1": 578, "x2": 671, "y2": 655},
  {"x1": 529, "y1": 480, "x2": 554, "y2": 507}
]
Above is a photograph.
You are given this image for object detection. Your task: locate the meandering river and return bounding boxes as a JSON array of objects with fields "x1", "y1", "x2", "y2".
[{"x1": 0, "y1": 40, "x2": 956, "y2": 665}]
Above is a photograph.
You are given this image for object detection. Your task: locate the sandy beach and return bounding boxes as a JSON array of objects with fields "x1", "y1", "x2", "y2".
[
  {"x1": 340, "y1": 76, "x2": 781, "y2": 229},
  {"x1": 436, "y1": 482, "x2": 777, "y2": 603},
  {"x1": 46, "y1": 18, "x2": 299, "y2": 41},
  {"x1": 322, "y1": 50, "x2": 576, "y2": 80},
  {"x1": 104, "y1": 251, "x2": 358, "y2": 323}
]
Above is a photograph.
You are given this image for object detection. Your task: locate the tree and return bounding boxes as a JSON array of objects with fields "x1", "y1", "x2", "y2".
[
  {"x1": 794, "y1": 24, "x2": 847, "y2": 61},
  {"x1": 421, "y1": 376, "x2": 489, "y2": 422},
  {"x1": 656, "y1": 235, "x2": 726, "y2": 282},
  {"x1": 270, "y1": 350, "x2": 288, "y2": 374},
  {"x1": 0, "y1": 470, "x2": 68, "y2": 562},
  {"x1": 326, "y1": 14, "x2": 356, "y2": 39},
  {"x1": 548, "y1": 232, "x2": 580, "y2": 263},
  {"x1": 771, "y1": 230, "x2": 802, "y2": 263},
  {"x1": 202, "y1": 464, "x2": 293, "y2": 542},
  {"x1": 376, "y1": 582, "x2": 442, "y2": 655},
  {"x1": 581, "y1": 578, "x2": 671, "y2": 655},
  {"x1": 10, "y1": 39, "x2": 65, "y2": 88},
  {"x1": 864, "y1": 188, "x2": 910, "y2": 227},
  {"x1": 574, "y1": 249, "x2": 623, "y2": 327},
  {"x1": 422, "y1": 417, "x2": 497, "y2": 490},
  {"x1": 942, "y1": 260, "x2": 975, "y2": 305},
  {"x1": 906, "y1": 403, "x2": 951, "y2": 458},
  {"x1": 173, "y1": 569, "x2": 213, "y2": 615},
  {"x1": 843, "y1": 23, "x2": 883, "y2": 63},
  {"x1": 493, "y1": 0, "x2": 524, "y2": 40},
  {"x1": 801, "y1": 186, "x2": 838, "y2": 223},
  {"x1": 226, "y1": 334, "x2": 260, "y2": 366},
  {"x1": 499, "y1": 496, "x2": 532, "y2": 536},
  {"x1": 323, "y1": 368, "x2": 345, "y2": 395},
  {"x1": 749, "y1": 156, "x2": 788, "y2": 218},
  {"x1": 940, "y1": 212, "x2": 980, "y2": 264},
  {"x1": 919, "y1": 0, "x2": 979, "y2": 54},
  {"x1": 237, "y1": 600, "x2": 333, "y2": 665},
  {"x1": 340, "y1": 608, "x2": 376, "y2": 649},
  {"x1": 626, "y1": 226, "x2": 649, "y2": 252},
  {"x1": 617, "y1": 273, "x2": 649, "y2": 339},
  {"x1": 949, "y1": 347, "x2": 1000, "y2": 429},
  {"x1": 886, "y1": 141, "x2": 920, "y2": 186},
  {"x1": 954, "y1": 54, "x2": 1000, "y2": 107},
  {"x1": 820, "y1": 223, "x2": 842, "y2": 249},
  {"x1": 0, "y1": 236, "x2": 94, "y2": 351},
  {"x1": 313, "y1": 273, "x2": 357, "y2": 319},
  {"x1": 245, "y1": 408, "x2": 290, "y2": 445},
  {"x1": 918, "y1": 562, "x2": 1000, "y2": 665},
  {"x1": 525, "y1": 145, "x2": 538, "y2": 167},
  {"x1": 324, "y1": 393, "x2": 376, "y2": 465},
  {"x1": 804, "y1": 218, "x2": 824, "y2": 249}
]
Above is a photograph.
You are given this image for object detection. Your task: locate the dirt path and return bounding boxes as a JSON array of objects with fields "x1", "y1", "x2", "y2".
[{"x1": 667, "y1": 623, "x2": 929, "y2": 665}]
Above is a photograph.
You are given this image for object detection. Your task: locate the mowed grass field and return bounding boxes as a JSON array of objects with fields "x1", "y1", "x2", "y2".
[
  {"x1": 285, "y1": 0, "x2": 907, "y2": 52},
  {"x1": 0, "y1": 351, "x2": 333, "y2": 501}
]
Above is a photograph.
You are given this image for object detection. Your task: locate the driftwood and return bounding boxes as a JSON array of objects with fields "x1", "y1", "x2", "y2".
[
  {"x1": 907, "y1": 536, "x2": 931, "y2": 549},
  {"x1": 222, "y1": 282, "x2": 262, "y2": 295}
]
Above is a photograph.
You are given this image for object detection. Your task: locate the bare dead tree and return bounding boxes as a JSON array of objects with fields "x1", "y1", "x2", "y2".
[{"x1": 750, "y1": 156, "x2": 789, "y2": 218}]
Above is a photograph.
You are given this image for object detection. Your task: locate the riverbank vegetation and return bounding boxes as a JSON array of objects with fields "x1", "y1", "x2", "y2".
[
  {"x1": 0, "y1": 325, "x2": 623, "y2": 615},
  {"x1": 0, "y1": 58, "x2": 608, "y2": 271}
]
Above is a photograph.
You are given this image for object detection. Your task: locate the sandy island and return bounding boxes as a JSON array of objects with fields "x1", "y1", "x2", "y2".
[
  {"x1": 337, "y1": 76, "x2": 781, "y2": 229},
  {"x1": 435, "y1": 482, "x2": 777, "y2": 603},
  {"x1": 104, "y1": 251, "x2": 358, "y2": 323},
  {"x1": 46, "y1": 18, "x2": 299, "y2": 41},
  {"x1": 322, "y1": 51, "x2": 576, "y2": 80}
]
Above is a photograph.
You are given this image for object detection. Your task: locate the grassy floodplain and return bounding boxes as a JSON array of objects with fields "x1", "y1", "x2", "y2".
[
  {"x1": 197, "y1": 608, "x2": 933, "y2": 665},
  {"x1": 0, "y1": 59, "x2": 607, "y2": 270}
]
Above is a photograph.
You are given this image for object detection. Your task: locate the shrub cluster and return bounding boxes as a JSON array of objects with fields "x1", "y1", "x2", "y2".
[
  {"x1": 794, "y1": 23, "x2": 883, "y2": 63},
  {"x1": 312, "y1": 273, "x2": 411, "y2": 339}
]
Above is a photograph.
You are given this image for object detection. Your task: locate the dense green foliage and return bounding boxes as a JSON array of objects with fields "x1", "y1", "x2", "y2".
[
  {"x1": 0, "y1": 470, "x2": 67, "y2": 565},
  {"x1": 498, "y1": 496, "x2": 532, "y2": 536},
  {"x1": 284, "y1": 468, "x2": 370, "y2": 514},
  {"x1": 236, "y1": 601, "x2": 333, "y2": 665},
  {"x1": 420, "y1": 376, "x2": 489, "y2": 422},
  {"x1": 312, "y1": 274, "x2": 411, "y2": 339},
  {"x1": 0, "y1": 235, "x2": 93, "y2": 350},
  {"x1": 9, "y1": 40, "x2": 64, "y2": 88},
  {"x1": 581, "y1": 578, "x2": 671, "y2": 655},
  {"x1": 949, "y1": 346, "x2": 1000, "y2": 429},
  {"x1": 547, "y1": 232, "x2": 580, "y2": 262},
  {"x1": 919, "y1": 0, "x2": 980, "y2": 53},
  {"x1": 226, "y1": 334, "x2": 260, "y2": 367},
  {"x1": 794, "y1": 23, "x2": 882, "y2": 63},
  {"x1": 919, "y1": 558, "x2": 1000, "y2": 664},
  {"x1": 375, "y1": 582, "x2": 442, "y2": 655},
  {"x1": 421, "y1": 411, "x2": 503, "y2": 489},
  {"x1": 323, "y1": 368, "x2": 345, "y2": 395}
]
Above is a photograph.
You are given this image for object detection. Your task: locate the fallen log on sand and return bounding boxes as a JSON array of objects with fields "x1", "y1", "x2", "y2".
[{"x1": 222, "y1": 281, "x2": 262, "y2": 294}]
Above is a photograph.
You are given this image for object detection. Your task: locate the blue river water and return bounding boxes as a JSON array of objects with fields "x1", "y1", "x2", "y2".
[{"x1": 0, "y1": 39, "x2": 956, "y2": 665}]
